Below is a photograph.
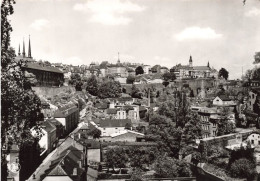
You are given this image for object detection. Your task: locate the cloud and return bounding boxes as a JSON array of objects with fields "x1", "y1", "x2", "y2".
[
  {"x1": 73, "y1": 0, "x2": 145, "y2": 25},
  {"x1": 64, "y1": 56, "x2": 84, "y2": 65},
  {"x1": 154, "y1": 56, "x2": 171, "y2": 62},
  {"x1": 30, "y1": 19, "x2": 49, "y2": 31},
  {"x1": 245, "y1": 7, "x2": 260, "y2": 17},
  {"x1": 175, "y1": 27, "x2": 223, "y2": 41}
]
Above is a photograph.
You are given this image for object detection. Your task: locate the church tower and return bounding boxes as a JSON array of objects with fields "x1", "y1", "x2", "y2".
[
  {"x1": 207, "y1": 61, "x2": 210, "y2": 68},
  {"x1": 22, "y1": 38, "x2": 26, "y2": 58},
  {"x1": 189, "y1": 55, "x2": 193, "y2": 67},
  {"x1": 28, "y1": 35, "x2": 32, "y2": 58},
  {"x1": 117, "y1": 52, "x2": 120, "y2": 64},
  {"x1": 18, "y1": 44, "x2": 21, "y2": 56}
]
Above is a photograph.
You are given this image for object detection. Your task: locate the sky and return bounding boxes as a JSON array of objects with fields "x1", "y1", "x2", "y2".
[{"x1": 9, "y1": 0, "x2": 260, "y2": 79}]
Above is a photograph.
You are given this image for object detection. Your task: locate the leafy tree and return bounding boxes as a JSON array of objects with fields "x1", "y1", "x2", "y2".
[
  {"x1": 131, "y1": 84, "x2": 142, "y2": 99},
  {"x1": 218, "y1": 68, "x2": 229, "y2": 80},
  {"x1": 154, "y1": 155, "x2": 192, "y2": 178},
  {"x1": 252, "y1": 67, "x2": 260, "y2": 80},
  {"x1": 69, "y1": 73, "x2": 81, "y2": 85},
  {"x1": 180, "y1": 116, "x2": 202, "y2": 157},
  {"x1": 1, "y1": 0, "x2": 44, "y2": 180},
  {"x1": 126, "y1": 75, "x2": 135, "y2": 84},
  {"x1": 19, "y1": 137, "x2": 41, "y2": 181},
  {"x1": 157, "y1": 91, "x2": 190, "y2": 128},
  {"x1": 105, "y1": 146, "x2": 128, "y2": 172},
  {"x1": 162, "y1": 72, "x2": 176, "y2": 82},
  {"x1": 253, "y1": 52, "x2": 260, "y2": 64},
  {"x1": 98, "y1": 80, "x2": 121, "y2": 99},
  {"x1": 162, "y1": 81, "x2": 169, "y2": 87},
  {"x1": 217, "y1": 108, "x2": 235, "y2": 136},
  {"x1": 88, "y1": 128, "x2": 101, "y2": 139},
  {"x1": 85, "y1": 75, "x2": 98, "y2": 96},
  {"x1": 230, "y1": 158, "x2": 256, "y2": 180},
  {"x1": 125, "y1": 122, "x2": 132, "y2": 130},
  {"x1": 135, "y1": 66, "x2": 144, "y2": 75},
  {"x1": 130, "y1": 168, "x2": 146, "y2": 181},
  {"x1": 145, "y1": 114, "x2": 182, "y2": 158}
]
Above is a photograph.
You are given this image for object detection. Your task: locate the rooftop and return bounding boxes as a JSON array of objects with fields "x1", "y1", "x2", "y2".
[{"x1": 100, "y1": 119, "x2": 132, "y2": 128}]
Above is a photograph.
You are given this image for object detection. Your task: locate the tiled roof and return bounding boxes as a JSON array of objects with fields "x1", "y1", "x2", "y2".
[
  {"x1": 106, "y1": 108, "x2": 119, "y2": 114},
  {"x1": 193, "y1": 66, "x2": 211, "y2": 71},
  {"x1": 95, "y1": 103, "x2": 108, "y2": 109},
  {"x1": 218, "y1": 95, "x2": 231, "y2": 101},
  {"x1": 41, "y1": 121, "x2": 56, "y2": 133},
  {"x1": 54, "y1": 103, "x2": 79, "y2": 118},
  {"x1": 100, "y1": 119, "x2": 132, "y2": 128},
  {"x1": 110, "y1": 130, "x2": 144, "y2": 138},
  {"x1": 46, "y1": 118, "x2": 63, "y2": 127},
  {"x1": 45, "y1": 146, "x2": 84, "y2": 178},
  {"x1": 23, "y1": 62, "x2": 63, "y2": 74}
]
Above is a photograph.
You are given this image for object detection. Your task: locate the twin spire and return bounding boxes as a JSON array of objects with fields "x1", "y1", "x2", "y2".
[{"x1": 18, "y1": 35, "x2": 32, "y2": 58}]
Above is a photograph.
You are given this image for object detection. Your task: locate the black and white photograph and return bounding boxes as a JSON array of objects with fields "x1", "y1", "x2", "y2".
[{"x1": 1, "y1": 0, "x2": 260, "y2": 180}]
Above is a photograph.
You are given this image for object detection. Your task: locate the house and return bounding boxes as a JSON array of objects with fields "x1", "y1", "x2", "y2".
[
  {"x1": 143, "y1": 65, "x2": 151, "y2": 74},
  {"x1": 151, "y1": 65, "x2": 161, "y2": 74},
  {"x1": 213, "y1": 95, "x2": 236, "y2": 106},
  {"x1": 198, "y1": 107, "x2": 219, "y2": 138},
  {"x1": 46, "y1": 118, "x2": 65, "y2": 139},
  {"x1": 110, "y1": 130, "x2": 144, "y2": 142},
  {"x1": 31, "y1": 120, "x2": 57, "y2": 155},
  {"x1": 54, "y1": 103, "x2": 79, "y2": 135},
  {"x1": 246, "y1": 133, "x2": 260, "y2": 146},
  {"x1": 97, "y1": 119, "x2": 132, "y2": 137},
  {"x1": 6, "y1": 144, "x2": 20, "y2": 181},
  {"x1": 21, "y1": 62, "x2": 64, "y2": 87},
  {"x1": 42, "y1": 146, "x2": 86, "y2": 181},
  {"x1": 248, "y1": 88, "x2": 260, "y2": 114},
  {"x1": 160, "y1": 66, "x2": 169, "y2": 74},
  {"x1": 95, "y1": 103, "x2": 108, "y2": 112},
  {"x1": 106, "y1": 108, "x2": 119, "y2": 119}
]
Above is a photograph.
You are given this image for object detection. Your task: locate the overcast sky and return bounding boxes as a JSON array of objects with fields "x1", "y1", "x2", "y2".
[{"x1": 10, "y1": 0, "x2": 260, "y2": 79}]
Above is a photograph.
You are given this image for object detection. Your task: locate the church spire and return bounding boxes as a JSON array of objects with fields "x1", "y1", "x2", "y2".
[
  {"x1": 28, "y1": 35, "x2": 32, "y2": 58},
  {"x1": 22, "y1": 38, "x2": 26, "y2": 57},
  {"x1": 207, "y1": 61, "x2": 210, "y2": 67},
  {"x1": 18, "y1": 43, "x2": 21, "y2": 56},
  {"x1": 189, "y1": 55, "x2": 193, "y2": 67},
  {"x1": 117, "y1": 52, "x2": 120, "y2": 64}
]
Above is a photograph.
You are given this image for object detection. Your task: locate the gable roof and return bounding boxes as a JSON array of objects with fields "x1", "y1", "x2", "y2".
[
  {"x1": 193, "y1": 66, "x2": 211, "y2": 71},
  {"x1": 23, "y1": 62, "x2": 63, "y2": 74},
  {"x1": 44, "y1": 146, "x2": 85, "y2": 179},
  {"x1": 217, "y1": 95, "x2": 231, "y2": 101},
  {"x1": 54, "y1": 103, "x2": 79, "y2": 118},
  {"x1": 110, "y1": 130, "x2": 144, "y2": 138},
  {"x1": 106, "y1": 108, "x2": 119, "y2": 114},
  {"x1": 100, "y1": 119, "x2": 132, "y2": 128},
  {"x1": 41, "y1": 121, "x2": 56, "y2": 133}
]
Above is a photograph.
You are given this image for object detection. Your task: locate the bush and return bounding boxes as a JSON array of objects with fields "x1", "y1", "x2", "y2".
[{"x1": 229, "y1": 158, "x2": 256, "y2": 180}]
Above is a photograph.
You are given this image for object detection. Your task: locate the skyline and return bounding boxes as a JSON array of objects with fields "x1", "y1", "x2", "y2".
[{"x1": 10, "y1": 0, "x2": 260, "y2": 79}]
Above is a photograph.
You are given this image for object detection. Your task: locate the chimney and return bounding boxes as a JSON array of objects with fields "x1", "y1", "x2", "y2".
[{"x1": 78, "y1": 160, "x2": 82, "y2": 168}]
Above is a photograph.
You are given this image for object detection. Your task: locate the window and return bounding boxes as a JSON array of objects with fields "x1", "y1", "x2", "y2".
[
  {"x1": 258, "y1": 141, "x2": 260, "y2": 145},
  {"x1": 251, "y1": 140, "x2": 254, "y2": 144}
]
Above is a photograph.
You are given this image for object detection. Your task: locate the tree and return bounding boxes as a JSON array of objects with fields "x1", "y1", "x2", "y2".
[
  {"x1": 1, "y1": 1, "x2": 44, "y2": 180},
  {"x1": 85, "y1": 75, "x2": 98, "y2": 96},
  {"x1": 135, "y1": 66, "x2": 144, "y2": 75},
  {"x1": 154, "y1": 155, "x2": 192, "y2": 178},
  {"x1": 252, "y1": 67, "x2": 260, "y2": 80},
  {"x1": 218, "y1": 68, "x2": 229, "y2": 80},
  {"x1": 253, "y1": 52, "x2": 260, "y2": 64},
  {"x1": 88, "y1": 128, "x2": 101, "y2": 139},
  {"x1": 230, "y1": 158, "x2": 256, "y2": 180},
  {"x1": 162, "y1": 72, "x2": 176, "y2": 82},
  {"x1": 126, "y1": 75, "x2": 135, "y2": 84},
  {"x1": 131, "y1": 84, "x2": 142, "y2": 99},
  {"x1": 180, "y1": 116, "x2": 202, "y2": 157},
  {"x1": 104, "y1": 146, "x2": 128, "y2": 172},
  {"x1": 145, "y1": 114, "x2": 182, "y2": 158},
  {"x1": 98, "y1": 80, "x2": 121, "y2": 99},
  {"x1": 125, "y1": 122, "x2": 132, "y2": 130},
  {"x1": 217, "y1": 108, "x2": 236, "y2": 136}
]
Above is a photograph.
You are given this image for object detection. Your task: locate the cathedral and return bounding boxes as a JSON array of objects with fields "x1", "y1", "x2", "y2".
[{"x1": 16, "y1": 36, "x2": 64, "y2": 87}]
